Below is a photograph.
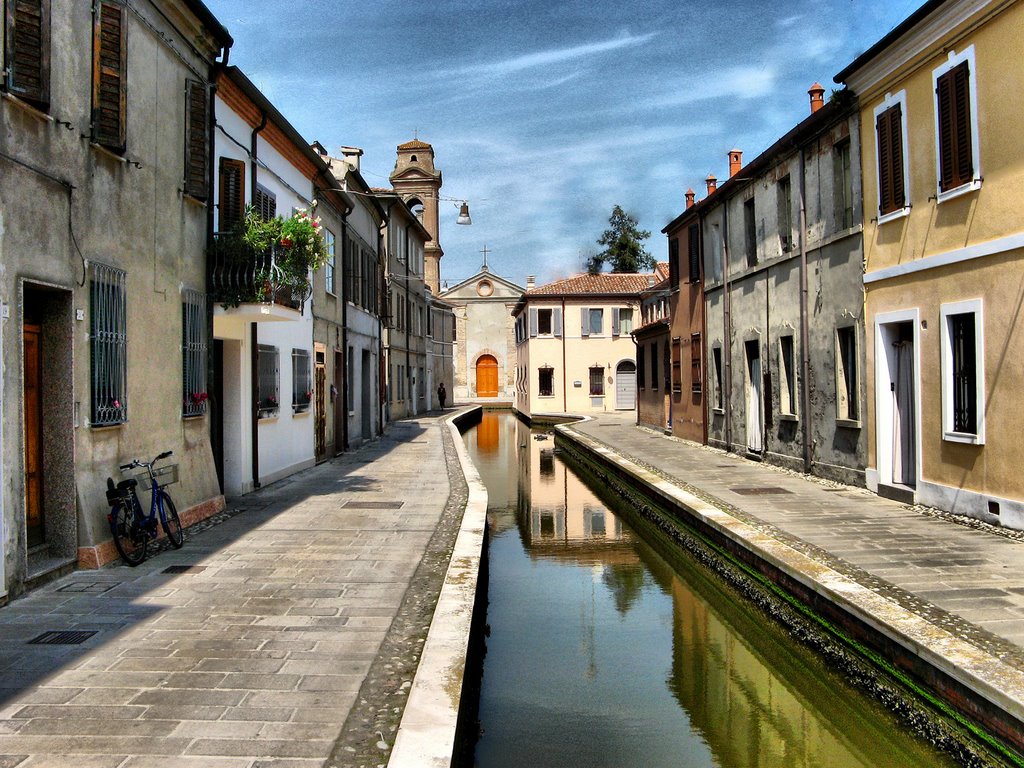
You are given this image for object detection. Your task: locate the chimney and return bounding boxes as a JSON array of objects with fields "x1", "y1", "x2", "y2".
[
  {"x1": 526, "y1": 275, "x2": 536, "y2": 290},
  {"x1": 728, "y1": 149, "x2": 743, "y2": 178},
  {"x1": 339, "y1": 145, "x2": 364, "y2": 171},
  {"x1": 808, "y1": 83, "x2": 825, "y2": 114},
  {"x1": 705, "y1": 173, "x2": 717, "y2": 196},
  {"x1": 685, "y1": 188, "x2": 696, "y2": 208}
]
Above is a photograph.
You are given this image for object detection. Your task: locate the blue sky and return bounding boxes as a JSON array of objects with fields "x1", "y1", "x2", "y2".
[{"x1": 205, "y1": 0, "x2": 923, "y2": 288}]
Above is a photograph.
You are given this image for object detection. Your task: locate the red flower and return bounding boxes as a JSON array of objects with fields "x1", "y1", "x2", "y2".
[{"x1": 280, "y1": 237, "x2": 293, "y2": 248}]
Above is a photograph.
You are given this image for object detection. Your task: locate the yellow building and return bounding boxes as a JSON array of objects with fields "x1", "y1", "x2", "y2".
[
  {"x1": 512, "y1": 273, "x2": 649, "y2": 420},
  {"x1": 836, "y1": 0, "x2": 1024, "y2": 525}
]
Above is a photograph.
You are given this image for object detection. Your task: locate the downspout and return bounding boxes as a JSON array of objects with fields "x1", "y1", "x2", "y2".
[
  {"x1": 561, "y1": 297, "x2": 568, "y2": 414},
  {"x1": 721, "y1": 204, "x2": 733, "y2": 452},
  {"x1": 629, "y1": 331, "x2": 639, "y2": 426},
  {"x1": 249, "y1": 107, "x2": 267, "y2": 490},
  {"x1": 699, "y1": 210, "x2": 708, "y2": 446},
  {"x1": 340, "y1": 210, "x2": 350, "y2": 451},
  {"x1": 798, "y1": 146, "x2": 812, "y2": 473},
  {"x1": 406, "y1": 227, "x2": 411, "y2": 416},
  {"x1": 206, "y1": 56, "x2": 224, "y2": 492},
  {"x1": 377, "y1": 216, "x2": 386, "y2": 435}
]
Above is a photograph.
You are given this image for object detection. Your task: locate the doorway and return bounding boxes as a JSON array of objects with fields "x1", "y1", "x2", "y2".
[
  {"x1": 615, "y1": 361, "x2": 636, "y2": 409},
  {"x1": 477, "y1": 354, "x2": 499, "y2": 398},
  {"x1": 23, "y1": 318, "x2": 44, "y2": 549},
  {"x1": 745, "y1": 340, "x2": 763, "y2": 454},
  {"x1": 314, "y1": 344, "x2": 327, "y2": 461},
  {"x1": 361, "y1": 350, "x2": 372, "y2": 440},
  {"x1": 334, "y1": 349, "x2": 345, "y2": 454},
  {"x1": 876, "y1": 316, "x2": 917, "y2": 497}
]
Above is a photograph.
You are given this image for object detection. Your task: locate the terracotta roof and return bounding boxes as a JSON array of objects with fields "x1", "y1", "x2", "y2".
[
  {"x1": 654, "y1": 261, "x2": 670, "y2": 282},
  {"x1": 525, "y1": 272, "x2": 654, "y2": 297},
  {"x1": 398, "y1": 139, "x2": 432, "y2": 150}
]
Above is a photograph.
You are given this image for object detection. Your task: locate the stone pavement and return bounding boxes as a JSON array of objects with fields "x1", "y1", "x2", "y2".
[
  {"x1": 568, "y1": 412, "x2": 1024, "y2": 666},
  {"x1": 0, "y1": 413, "x2": 460, "y2": 768}
]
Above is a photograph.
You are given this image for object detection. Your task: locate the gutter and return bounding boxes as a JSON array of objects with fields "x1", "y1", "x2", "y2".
[
  {"x1": 798, "y1": 147, "x2": 812, "y2": 473},
  {"x1": 249, "y1": 107, "x2": 268, "y2": 491}
]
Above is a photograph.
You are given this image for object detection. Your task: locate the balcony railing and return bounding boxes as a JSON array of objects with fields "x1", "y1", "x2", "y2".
[{"x1": 208, "y1": 232, "x2": 310, "y2": 312}]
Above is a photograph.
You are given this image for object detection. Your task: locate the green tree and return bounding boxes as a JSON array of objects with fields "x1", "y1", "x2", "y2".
[{"x1": 585, "y1": 205, "x2": 653, "y2": 274}]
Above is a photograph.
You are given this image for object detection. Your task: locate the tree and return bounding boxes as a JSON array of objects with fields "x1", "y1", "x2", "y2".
[{"x1": 585, "y1": 205, "x2": 654, "y2": 274}]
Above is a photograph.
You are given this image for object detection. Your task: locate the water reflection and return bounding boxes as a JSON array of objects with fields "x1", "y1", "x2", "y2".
[{"x1": 468, "y1": 412, "x2": 951, "y2": 768}]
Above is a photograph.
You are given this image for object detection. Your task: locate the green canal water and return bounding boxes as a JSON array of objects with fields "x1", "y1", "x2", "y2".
[{"x1": 466, "y1": 411, "x2": 956, "y2": 768}]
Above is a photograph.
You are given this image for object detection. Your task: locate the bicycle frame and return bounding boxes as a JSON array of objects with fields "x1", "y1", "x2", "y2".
[{"x1": 106, "y1": 450, "x2": 180, "y2": 564}]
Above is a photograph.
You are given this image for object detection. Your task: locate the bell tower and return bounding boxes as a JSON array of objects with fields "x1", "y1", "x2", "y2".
[{"x1": 389, "y1": 140, "x2": 444, "y2": 294}]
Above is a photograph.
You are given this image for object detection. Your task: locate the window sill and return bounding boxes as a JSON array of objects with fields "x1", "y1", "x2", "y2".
[
  {"x1": 538, "y1": 394, "x2": 556, "y2": 399},
  {"x1": 937, "y1": 179, "x2": 982, "y2": 204},
  {"x1": 877, "y1": 206, "x2": 910, "y2": 226},
  {"x1": 293, "y1": 406, "x2": 311, "y2": 415},
  {"x1": 181, "y1": 192, "x2": 207, "y2": 208},
  {"x1": 712, "y1": 407, "x2": 725, "y2": 415},
  {"x1": 258, "y1": 409, "x2": 279, "y2": 421},
  {"x1": 89, "y1": 141, "x2": 128, "y2": 164},
  {"x1": 2, "y1": 91, "x2": 53, "y2": 123},
  {"x1": 836, "y1": 418, "x2": 861, "y2": 429},
  {"x1": 943, "y1": 430, "x2": 984, "y2": 445},
  {"x1": 779, "y1": 413, "x2": 798, "y2": 423}
]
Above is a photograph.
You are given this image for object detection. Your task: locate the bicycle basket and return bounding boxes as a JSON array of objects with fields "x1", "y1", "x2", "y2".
[{"x1": 135, "y1": 463, "x2": 179, "y2": 490}]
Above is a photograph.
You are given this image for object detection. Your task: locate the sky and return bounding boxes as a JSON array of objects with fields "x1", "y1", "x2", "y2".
[{"x1": 204, "y1": 0, "x2": 923, "y2": 289}]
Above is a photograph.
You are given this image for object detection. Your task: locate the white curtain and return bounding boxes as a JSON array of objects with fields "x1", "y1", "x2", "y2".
[{"x1": 892, "y1": 341, "x2": 915, "y2": 486}]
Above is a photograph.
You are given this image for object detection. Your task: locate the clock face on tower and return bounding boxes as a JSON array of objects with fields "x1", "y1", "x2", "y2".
[{"x1": 477, "y1": 279, "x2": 493, "y2": 297}]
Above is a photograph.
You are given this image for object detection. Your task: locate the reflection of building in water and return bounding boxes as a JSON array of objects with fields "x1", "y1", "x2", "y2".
[{"x1": 473, "y1": 412, "x2": 521, "y2": 535}]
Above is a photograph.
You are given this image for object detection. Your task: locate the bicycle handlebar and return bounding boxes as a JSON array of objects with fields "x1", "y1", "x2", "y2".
[{"x1": 118, "y1": 450, "x2": 173, "y2": 473}]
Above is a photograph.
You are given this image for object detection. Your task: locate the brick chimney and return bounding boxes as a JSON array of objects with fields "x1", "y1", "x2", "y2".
[
  {"x1": 685, "y1": 188, "x2": 696, "y2": 208},
  {"x1": 808, "y1": 83, "x2": 825, "y2": 114},
  {"x1": 526, "y1": 275, "x2": 536, "y2": 290},
  {"x1": 705, "y1": 173, "x2": 717, "y2": 196},
  {"x1": 728, "y1": 149, "x2": 743, "y2": 178}
]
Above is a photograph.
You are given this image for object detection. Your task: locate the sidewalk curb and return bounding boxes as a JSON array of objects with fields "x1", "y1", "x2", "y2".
[
  {"x1": 556, "y1": 421, "x2": 1024, "y2": 758},
  {"x1": 387, "y1": 407, "x2": 489, "y2": 767}
]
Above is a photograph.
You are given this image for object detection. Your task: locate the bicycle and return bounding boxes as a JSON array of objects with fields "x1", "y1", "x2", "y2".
[{"x1": 105, "y1": 450, "x2": 183, "y2": 566}]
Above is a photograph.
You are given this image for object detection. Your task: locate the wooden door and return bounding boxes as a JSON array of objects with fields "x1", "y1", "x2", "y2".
[
  {"x1": 24, "y1": 322, "x2": 45, "y2": 548},
  {"x1": 476, "y1": 355, "x2": 499, "y2": 398}
]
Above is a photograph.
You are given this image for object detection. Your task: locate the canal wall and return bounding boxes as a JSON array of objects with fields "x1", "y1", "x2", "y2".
[
  {"x1": 388, "y1": 406, "x2": 489, "y2": 768},
  {"x1": 555, "y1": 421, "x2": 1024, "y2": 767}
]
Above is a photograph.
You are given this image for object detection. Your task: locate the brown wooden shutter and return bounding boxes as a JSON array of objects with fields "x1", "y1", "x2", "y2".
[
  {"x1": 687, "y1": 224, "x2": 700, "y2": 282},
  {"x1": 876, "y1": 105, "x2": 904, "y2": 215},
  {"x1": 92, "y1": 1, "x2": 127, "y2": 151},
  {"x1": 889, "y1": 105, "x2": 905, "y2": 210},
  {"x1": 937, "y1": 62, "x2": 973, "y2": 192},
  {"x1": 5, "y1": 0, "x2": 50, "y2": 107},
  {"x1": 184, "y1": 79, "x2": 209, "y2": 199},
  {"x1": 218, "y1": 158, "x2": 245, "y2": 232}
]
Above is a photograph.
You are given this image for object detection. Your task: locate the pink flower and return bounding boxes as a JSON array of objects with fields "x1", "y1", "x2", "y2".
[{"x1": 113, "y1": 400, "x2": 121, "y2": 409}]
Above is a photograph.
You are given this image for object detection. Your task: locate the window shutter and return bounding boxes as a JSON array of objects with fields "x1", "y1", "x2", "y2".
[
  {"x1": 580, "y1": 306, "x2": 590, "y2": 337},
  {"x1": 889, "y1": 105, "x2": 905, "y2": 210},
  {"x1": 6, "y1": 0, "x2": 50, "y2": 107},
  {"x1": 218, "y1": 158, "x2": 245, "y2": 232},
  {"x1": 953, "y1": 63, "x2": 973, "y2": 185},
  {"x1": 687, "y1": 226, "x2": 700, "y2": 283},
  {"x1": 937, "y1": 62, "x2": 973, "y2": 192},
  {"x1": 553, "y1": 308, "x2": 562, "y2": 338},
  {"x1": 184, "y1": 79, "x2": 209, "y2": 199},
  {"x1": 529, "y1": 307, "x2": 538, "y2": 337},
  {"x1": 92, "y1": 1, "x2": 127, "y2": 151},
  {"x1": 612, "y1": 307, "x2": 621, "y2": 336},
  {"x1": 668, "y1": 238, "x2": 679, "y2": 289},
  {"x1": 876, "y1": 110, "x2": 892, "y2": 214}
]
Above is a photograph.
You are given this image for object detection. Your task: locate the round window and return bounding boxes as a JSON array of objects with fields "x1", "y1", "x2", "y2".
[{"x1": 477, "y1": 279, "x2": 494, "y2": 297}]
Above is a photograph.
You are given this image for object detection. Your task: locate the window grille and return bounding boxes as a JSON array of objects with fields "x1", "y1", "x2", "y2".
[
  {"x1": 90, "y1": 262, "x2": 128, "y2": 426},
  {"x1": 292, "y1": 348, "x2": 311, "y2": 413},
  {"x1": 950, "y1": 313, "x2": 977, "y2": 434},
  {"x1": 182, "y1": 289, "x2": 207, "y2": 417},
  {"x1": 257, "y1": 345, "x2": 279, "y2": 418}
]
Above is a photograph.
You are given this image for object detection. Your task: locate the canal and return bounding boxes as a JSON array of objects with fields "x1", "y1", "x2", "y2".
[{"x1": 464, "y1": 411, "x2": 955, "y2": 768}]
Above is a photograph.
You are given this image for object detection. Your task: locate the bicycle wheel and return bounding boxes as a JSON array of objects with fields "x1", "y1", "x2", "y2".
[
  {"x1": 110, "y1": 501, "x2": 147, "y2": 566},
  {"x1": 159, "y1": 491, "x2": 184, "y2": 548}
]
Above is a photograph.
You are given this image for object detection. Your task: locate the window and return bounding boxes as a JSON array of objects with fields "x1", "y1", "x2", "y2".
[
  {"x1": 650, "y1": 340, "x2": 659, "y2": 391},
  {"x1": 834, "y1": 139, "x2": 854, "y2": 230},
  {"x1": 712, "y1": 346, "x2": 723, "y2": 411},
  {"x1": 744, "y1": 198, "x2": 757, "y2": 266},
  {"x1": 584, "y1": 308, "x2": 603, "y2": 336},
  {"x1": 257, "y1": 345, "x2": 279, "y2": 418},
  {"x1": 664, "y1": 340, "x2": 671, "y2": 392},
  {"x1": 539, "y1": 367, "x2": 554, "y2": 397},
  {"x1": 690, "y1": 333, "x2": 701, "y2": 394},
  {"x1": 835, "y1": 326, "x2": 859, "y2": 423},
  {"x1": 874, "y1": 93, "x2": 909, "y2": 219},
  {"x1": 324, "y1": 228, "x2": 336, "y2": 294},
  {"x1": 638, "y1": 344, "x2": 646, "y2": 389},
  {"x1": 687, "y1": 224, "x2": 701, "y2": 283},
  {"x1": 777, "y1": 176, "x2": 792, "y2": 253},
  {"x1": 589, "y1": 366, "x2": 604, "y2": 396},
  {"x1": 671, "y1": 337, "x2": 682, "y2": 393},
  {"x1": 779, "y1": 334, "x2": 796, "y2": 417},
  {"x1": 182, "y1": 289, "x2": 207, "y2": 418},
  {"x1": 4, "y1": 0, "x2": 51, "y2": 109},
  {"x1": 90, "y1": 262, "x2": 128, "y2": 426},
  {"x1": 91, "y1": 1, "x2": 127, "y2": 152},
  {"x1": 292, "y1": 349, "x2": 311, "y2": 413},
  {"x1": 347, "y1": 346, "x2": 355, "y2": 410},
  {"x1": 452, "y1": 314, "x2": 457, "y2": 341},
  {"x1": 218, "y1": 158, "x2": 245, "y2": 232},
  {"x1": 254, "y1": 184, "x2": 276, "y2": 221},
  {"x1": 934, "y1": 48, "x2": 979, "y2": 199},
  {"x1": 668, "y1": 237, "x2": 680, "y2": 290},
  {"x1": 184, "y1": 80, "x2": 209, "y2": 200},
  {"x1": 617, "y1": 308, "x2": 633, "y2": 334},
  {"x1": 537, "y1": 308, "x2": 552, "y2": 335},
  {"x1": 941, "y1": 299, "x2": 984, "y2": 442}
]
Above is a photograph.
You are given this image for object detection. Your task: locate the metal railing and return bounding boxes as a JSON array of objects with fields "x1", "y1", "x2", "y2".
[{"x1": 207, "y1": 232, "x2": 309, "y2": 311}]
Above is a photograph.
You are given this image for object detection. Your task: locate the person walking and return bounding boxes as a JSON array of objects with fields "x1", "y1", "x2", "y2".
[{"x1": 437, "y1": 382, "x2": 447, "y2": 410}]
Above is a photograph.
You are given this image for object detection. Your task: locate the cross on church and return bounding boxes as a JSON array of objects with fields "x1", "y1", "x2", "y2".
[{"x1": 480, "y1": 244, "x2": 491, "y2": 269}]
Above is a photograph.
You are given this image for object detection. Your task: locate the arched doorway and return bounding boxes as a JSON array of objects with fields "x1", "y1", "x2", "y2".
[
  {"x1": 615, "y1": 361, "x2": 636, "y2": 409},
  {"x1": 476, "y1": 355, "x2": 499, "y2": 398}
]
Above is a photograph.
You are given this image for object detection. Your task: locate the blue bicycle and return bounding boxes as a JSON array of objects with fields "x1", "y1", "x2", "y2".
[{"x1": 105, "y1": 450, "x2": 183, "y2": 566}]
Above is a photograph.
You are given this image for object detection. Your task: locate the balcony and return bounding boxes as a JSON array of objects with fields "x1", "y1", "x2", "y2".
[{"x1": 209, "y1": 232, "x2": 310, "y2": 337}]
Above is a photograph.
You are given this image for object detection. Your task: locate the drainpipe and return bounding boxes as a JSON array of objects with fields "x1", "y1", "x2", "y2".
[
  {"x1": 405, "y1": 228, "x2": 412, "y2": 417},
  {"x1": 798, "y1": 146, "x2": 812, "y2": 473},
  {"x1": 206, "y1": 61, "x2": 223, "y2": 492},
  {"x1": 249, "y1": 108, "x2": 267, "y2": 490},
  {"x1": 340, "y1": 211, "x2": 350, "y2": 451},
  {"x1": 629, "y1": 331, "x2": 639, "y2": 426},
  {"x1": 699, "y1": 210, "x2": 708, "y2": 446},
  {"x1": 561, "y1": 297, "x2": 568, "y2": 414},
  {"x1": 377, "y1": 218, "x2": 386, "y2": 435},
  {"x1": 721, "y1": 204, "x2": 733, "y2": 452}
]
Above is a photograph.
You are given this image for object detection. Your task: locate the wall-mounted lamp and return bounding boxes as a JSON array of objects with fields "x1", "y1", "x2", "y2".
[{"x1": 456, "y1": 201, "x2": 472, "y2": 226}]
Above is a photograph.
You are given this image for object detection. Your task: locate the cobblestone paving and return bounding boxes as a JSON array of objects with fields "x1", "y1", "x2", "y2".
[
  {"x1": 568, "y1": 414, "x2": 1024, "y2": 668},
  {"x1": 0, "y1": 413, "x2": 460, "y2": 768}
]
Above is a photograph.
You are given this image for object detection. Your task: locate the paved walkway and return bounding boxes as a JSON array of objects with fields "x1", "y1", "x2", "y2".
[
  {"x1": 568, "y1": 412, "x2": 1024, "y2": 666},
  {"x1": 0, "y1": 413, "x2": 458, "y2": 768}
]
